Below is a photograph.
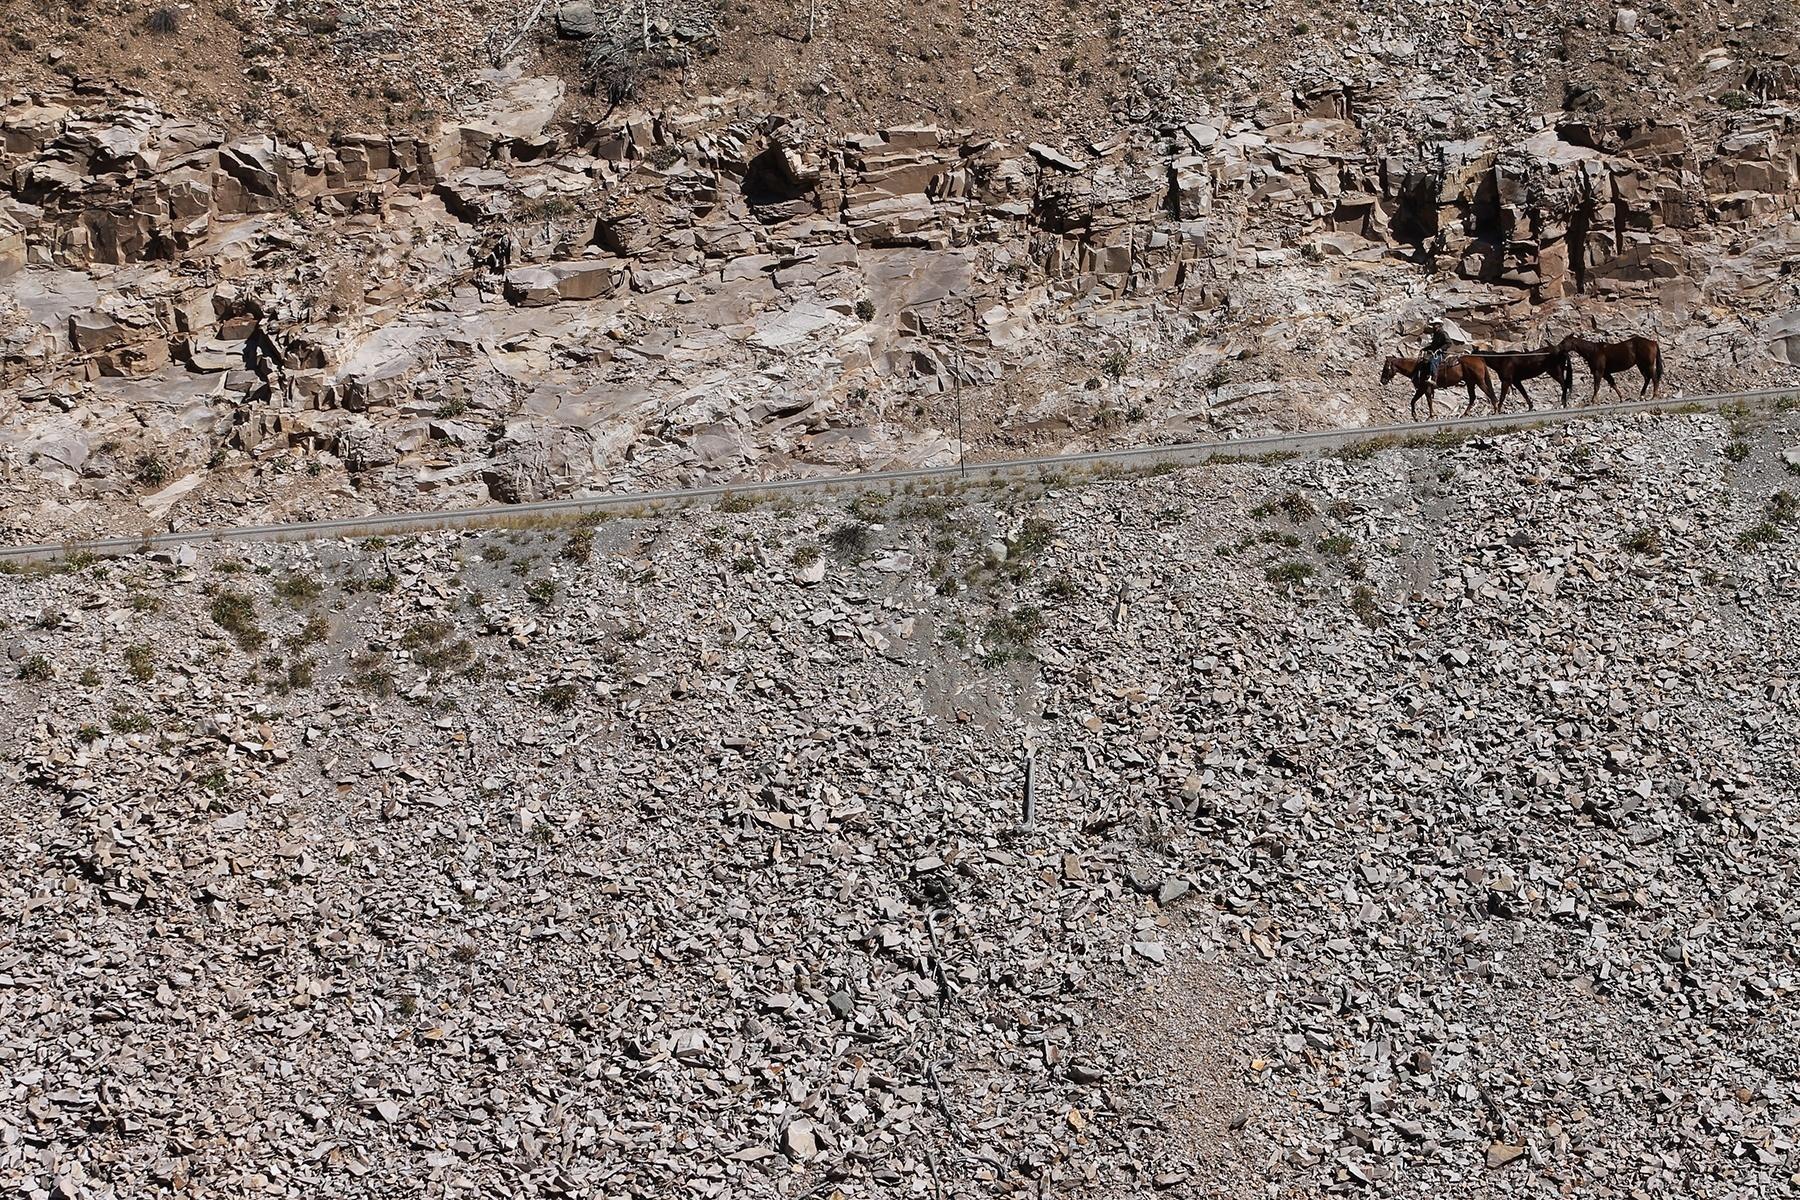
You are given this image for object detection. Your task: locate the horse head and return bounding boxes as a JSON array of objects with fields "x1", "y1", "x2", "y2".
[{"x1": 1380, "y1": 357, "x2": 1401, "y2": 384}]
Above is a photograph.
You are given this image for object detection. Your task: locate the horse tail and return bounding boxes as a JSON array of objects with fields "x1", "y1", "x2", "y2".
[{"x1": 1652, "y1": 343, "x2": 1664, "y2": 384}]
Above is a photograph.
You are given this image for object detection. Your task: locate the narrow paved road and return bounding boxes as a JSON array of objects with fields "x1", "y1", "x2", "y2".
[{"x1": 3, "y1": 388, "x2": 1790, "y2": 563}]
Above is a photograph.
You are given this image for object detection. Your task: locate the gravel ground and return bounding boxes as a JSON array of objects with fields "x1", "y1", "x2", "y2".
[{"x1": 3, "y1": 408, "x2": 1798, "y2": 1199}]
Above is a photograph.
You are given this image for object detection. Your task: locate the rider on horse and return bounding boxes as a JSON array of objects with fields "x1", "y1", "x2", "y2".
[{"x1": 1415, "y1": 319, "x2": 1454, "y2": 390}]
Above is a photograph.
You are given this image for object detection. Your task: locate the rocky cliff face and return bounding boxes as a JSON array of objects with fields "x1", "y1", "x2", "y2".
[{"x1": 2, "y1": 6, "x2": 1798, "y2": 542}]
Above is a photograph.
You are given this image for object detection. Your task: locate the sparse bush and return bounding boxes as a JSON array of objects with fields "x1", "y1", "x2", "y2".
[
  {"x1": 18, "y1": 655, "x2": 52, "y2": 682},
  {"x1": 1316, "y1": 534, "x2": 1355, "y2": 558},
  {"x1": 717, "y1": 492, "x2": 758, "y2": 513},
  {"x1": 1265, "y1": 560, "x2": 1314, "y2": 586},
  {"x1": 134, "y1": 453, "x2": 169, "y2": 488},
  {"x1": 983, "y1": 605, "x2": 1045, "y2": 662},
  {"x1": 1350, "y1": 585, "x2": 1382, "y2": 628},
  {"x1": 146, "y1": 6, "x2": 181, "y2": 34},
  {"x1": 525, "y1": 579, "x2": 558, "y2": 608},
  {"x1": 275, "y1": 573, "x2": 323, "y2": 607},
  {"x1": 210, "y1": 591, "x2": 265, "y2": 650},
  {"x1": 790, "y1": 543, "x2": 821, "y2": 567},
  {"x1": 855, "y1": 298, "x2": 876, "y2": 322},
  {"x1": 847, "y1": 493, "x2": 888, "y2": 523},
  {"x1": 1102, "y1": 350, "x2": 1129, "y2": 379},
  {"x1": 1770, "y1": 490, "x2": 1799, "y2": 523},
  {"x1": 293, "y1": 615, "x2": 330, "y2": 647},
  {"x1": 350, "y1": 654, "x2": 395, "y2": 696},
  {"x1": 562, "y1": 527, "x2": 595, "y2": 563},
  {"x1": 1041, "y1": 575, "x2": 1079, "y2": 601},
  {"x1": 417, "y1": 639, "x2": 473, "y2": 672},
  {"x1": 1621, "y1": 526, "x2": 1664, "y2": 555},
  {"x1": 77, "y1": 724, "x2": 103, "y2": 744},
  {"x1": 539, "y1": 682, "x2": 579, "y2": 713},
  {"x1": 1736, "y1": 521, "x2": 1782, "y2": 550},
  {"x1": 286, "y1": 659, "x2": 315, "y2": 689},
  {"x1": 1011, "y1": 516, "x2": 1058, "y2": 560},
  {"x1": 400, "y1": 619, "x2": 453, "y2": 650},
  {"x1": 1724, "y1": 439, "x2": 1751, "y2": 463},
  {"x1": 110, "y1": 706, "x2": 152, "y2": 733},
  {"x1": 1277, "y1": 490, "x2": 1317, "y2": 522},
  {"x1": 826, "y1": 522, "x2": 873, "y2": 560},
  {"x1": 125, "y1": 643, "x2": 156, "y2": 682}
]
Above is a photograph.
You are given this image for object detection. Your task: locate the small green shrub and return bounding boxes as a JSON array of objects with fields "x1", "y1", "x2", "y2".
[
  {"x1": 400, "y1": 620, "x2": 453, "y2": 650},
  {"x1": 18, "y1": 655, "x2": 52, "y2": 682},
  {"x1": 525, "y1": 579, "x2": 558, "y2": 608},
  {"x1": 210, "y1": 591, "x2": 265, "y2": 650},
  {"x1": 1265, "y1": 560, "x2": 1314, "y2": 586},
  {"x1": 125, "y1": 643, "x2": 156, "y2": 682},
  {"x1": 1736, "y1": 521, "x2": 1782, "y2": 550},
  {"x1": 539, "y1": 682, "x2": 579, "y2": 712},
  {"x1": 562, "y1": 527, "x2": 595, "y2": 563},
  {"x1": 350, "y1": 654, "x2": 395, "y2": 696},
  {"x1": 275, "y1": 573, "x2": 323, "y2": 607},
  {"x1": 826, "y1": 522, "x2": 873, "y2": 560},
  {"x1": 110, "y1": 706, "x2": 152, "y2": 733}
]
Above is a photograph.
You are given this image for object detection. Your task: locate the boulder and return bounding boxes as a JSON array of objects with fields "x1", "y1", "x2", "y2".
[
  {"x1": 69, "y1": 310, "x2": 126, "y2": 352},
  {"x1": 503, "y1": 261, "x2": 620, "y2": 306},
  {"x1": 334, "y1": 424, "x2": 400, "y2": 471},
  {"x1": 1766, "y1": 311, "x2": 1800, "y2": 367},
  {"x1": 0, "y1": 213, "x2": 25, "y2": 279},
  {"x1": 556, "y1": 1, "x2": 598, "y2": 37}
]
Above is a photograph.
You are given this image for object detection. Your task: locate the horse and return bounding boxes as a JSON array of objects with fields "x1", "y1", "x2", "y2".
[
  {"x1": 1477, "y1": 347, "x2": 1573, "y2": 411},
  {"x1": 1557, "y1": 335, "x2": 1664, "y2": 402},
  {"x1": 1381, "y1": 354, "x2": 1500, "y2": 420}
]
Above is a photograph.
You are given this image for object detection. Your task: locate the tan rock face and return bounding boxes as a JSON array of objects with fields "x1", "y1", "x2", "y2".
[{"x1": 1, "y1": 67, "x2": 1797, "y2": 542}]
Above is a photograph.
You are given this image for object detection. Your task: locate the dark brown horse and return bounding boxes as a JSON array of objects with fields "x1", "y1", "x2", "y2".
[
  {"x1": 1477, "y1": 347, "x2": 1573, "y2": 411},
  {"x1": 1381, "y1": 354, "x2": 1500, "y2": 420},
  {"x1": 1558, "y1": 335, "x2": 1664, "y2": 402}
]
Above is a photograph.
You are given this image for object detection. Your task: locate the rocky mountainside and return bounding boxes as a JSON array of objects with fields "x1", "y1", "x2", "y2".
[
  {"x1": 1, "y1": 0, "x2": 1798, "y2": 545},
  {"x1": 3, "y1": 409, "x2": 1798, "y2": 1197}
]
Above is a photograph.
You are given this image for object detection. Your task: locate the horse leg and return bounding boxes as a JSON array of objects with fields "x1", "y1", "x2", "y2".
[
  {"x1": 1516, "y1": 380, "x2": 1533, "y2": 412},
  {"x1": 1462, "y1": 379, "x2": 1478, "y2": 418},
  {"x1": 1605, "y1": 369, "x2": 1625, "y2": 400}
]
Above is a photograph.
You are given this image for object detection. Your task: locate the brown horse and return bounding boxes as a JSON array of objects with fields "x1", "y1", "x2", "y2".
[
  {"x1": 1558, "y1": 335, "x2": 1664, "y2": 402},
  {"x1": 1381, "y1": 354, "x2": 1500, "y2": 420},
  {"x1": 1478, "y1": 347, "x2": 1574, "y2": 411}
]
